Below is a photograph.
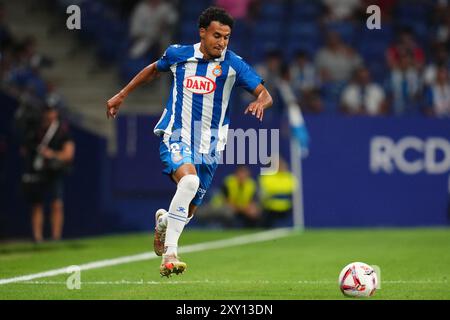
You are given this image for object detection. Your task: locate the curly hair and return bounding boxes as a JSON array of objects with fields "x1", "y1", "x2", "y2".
[{"x1": 198, "y1": 6, "x2": 234, "y2": 30}]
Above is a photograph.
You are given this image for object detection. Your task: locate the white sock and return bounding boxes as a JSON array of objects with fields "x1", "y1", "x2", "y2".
[
  {"x1": 164, "y1": 175, "x2": 199, "y2": 256},
  {"x1": 157, "y1": 212, "x2": 192, "y2": 234}
]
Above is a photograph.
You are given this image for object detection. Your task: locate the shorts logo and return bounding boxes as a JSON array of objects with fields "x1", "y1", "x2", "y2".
[
  {"x1": 170, "y1": 143, "x2": 183, "y2": 163},
  {"x1": 212, "y1": 65, "x2": 222, "y2": 77},
  {"x1": 197, "y1": 188, "x2": 206, "y2": 200},
  {"x1": 170, "y1": 143, "x2": 180, "y2": 153},
  {"x1": 183, "y1": 76, "x2": 216, "y2": 94}
]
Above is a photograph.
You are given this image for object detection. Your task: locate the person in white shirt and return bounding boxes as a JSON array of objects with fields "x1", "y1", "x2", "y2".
[
  {"x1": 289, "y1": 50, "x2": 322, "y2": 113},
  {"x1": 386, "y1": 51, "x2": 422, "y2": 115},
  {"x1": 341, "y1": 67, "x2": 387, "y2": 115},
  {"x1": 425, "y1": 66, "x2": 450, "y2": 117},
  {"x1": 423, "y1": 45, "x2": 449, "y2": 86},
  {"x1": 322, "y1": 0, "x2": 361, "y2": 22},
  {"x1": 129, "y1": 0, "x2": 178, "y2": 59},
  {"x1": 315, "y1": 31, "x2": 363, "y2": 84}
]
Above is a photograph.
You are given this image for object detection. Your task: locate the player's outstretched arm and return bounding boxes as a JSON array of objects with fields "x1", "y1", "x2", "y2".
[
  {"x1": 106, "y1": 62, "x2": 161, "y2": 119},
  {"x1": 244, "y1": 84, "x2": 273, "y2": 122}
]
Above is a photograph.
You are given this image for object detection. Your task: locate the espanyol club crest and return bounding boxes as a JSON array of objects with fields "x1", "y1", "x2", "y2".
[{"x1": 212, "y1": 65, "x2": 222, "y2": 77}]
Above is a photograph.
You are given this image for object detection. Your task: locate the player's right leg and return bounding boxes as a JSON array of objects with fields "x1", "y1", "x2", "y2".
[
  {"x1": 31, "y1": 203, "x2": 44, "y2": 243},
  {"x1": 157, "y1": 139, "x2": 200, "y2": 276}
]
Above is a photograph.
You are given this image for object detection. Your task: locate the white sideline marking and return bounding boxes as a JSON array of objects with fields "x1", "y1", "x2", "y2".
[
  {"x1": 12, "y1": 279, "x2": 450, "y2": 286},
  {"x1": 0, "y1": 228, "x2": 293, "y2": 285}
]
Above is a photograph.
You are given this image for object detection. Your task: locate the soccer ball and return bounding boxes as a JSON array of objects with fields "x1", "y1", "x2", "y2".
[{"x1": 338, "y1": 262, "x2": 378, "y2": 298}]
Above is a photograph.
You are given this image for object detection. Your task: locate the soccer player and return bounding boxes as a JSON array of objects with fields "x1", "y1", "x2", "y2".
[{"x1": 106, "y1": 7, "x2": 273, "y2": 277}]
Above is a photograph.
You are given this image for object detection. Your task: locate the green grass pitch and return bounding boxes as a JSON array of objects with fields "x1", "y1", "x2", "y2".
[{"x1": 0, "y1": 228, "x2": 449, "y2": 300}]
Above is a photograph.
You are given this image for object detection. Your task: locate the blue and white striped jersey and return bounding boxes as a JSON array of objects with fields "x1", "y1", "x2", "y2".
[{"x1": 154, "y1": 43, "x2": 263, "y2": 154}]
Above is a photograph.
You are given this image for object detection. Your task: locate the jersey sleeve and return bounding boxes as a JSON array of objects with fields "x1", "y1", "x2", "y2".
[
  {"x1": 156, "y1": 45, "x2": 177, "y2": 72},
  {"x1": 235, "y1": 58, "x2": 264, "y2": 93}
]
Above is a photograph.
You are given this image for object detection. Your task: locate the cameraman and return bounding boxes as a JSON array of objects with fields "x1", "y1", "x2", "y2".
[{"x1": 21, "y1": 105, "x2": 75, "y2": 243}]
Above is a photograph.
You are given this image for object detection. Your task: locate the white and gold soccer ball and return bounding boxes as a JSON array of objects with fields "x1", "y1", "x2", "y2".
[{"x1": 338, "y1": 262, "x2": 378, "y2": 298}]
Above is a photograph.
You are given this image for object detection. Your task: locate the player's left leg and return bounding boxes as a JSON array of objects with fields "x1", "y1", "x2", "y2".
[
  {"x1": 154, "y1": 203, "x2": 197, "y2": 256},
  {"x1": 31, "y1": 203, "x2": 44, "y2": 243},
  {"x1": 153, "y1": 209, "x2": 168, "y2": 256}
]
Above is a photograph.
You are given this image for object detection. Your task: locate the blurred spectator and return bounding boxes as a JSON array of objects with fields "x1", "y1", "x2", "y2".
[
  {"x1": 221, "y1": 165, "x2": 260, "y2": 228},
  {"x1": 385, "y1": 51, "x2": 422, "y2": 115},
  {"x1": 386, "y1": 27, "x2": 425, "y2": 70},
  {"x1": 195, "y1": 165, "x2": 260, "y2": 228},
  {"x1": 16, "y1": 36, "x2": 53, "y2": 70},
  {"x1": 0, "y1": 2, "x2": 72, "y2": 242},
  {"x1": 433, "y1": 3, "x2": 450, "y2": 47},
  {"x1": 289, "y1": 50, "x2": 323, "y2": 113},
  {"x1": 424, "y1": 66, "x2": 450, "y2": 117},
  {"x1": 315, "y1": 31, "x2": 363, "y2": 83},
  {"x1": 322, "y1": 0, "x2": 362, "y2": 22},
  {"x1": 253, "y1": 49, "x2": 283, "y2": 113},
  {"x1": 129, "y1": 0, "x2": 178, "y2": 59},
  {"x1": 19, "y1": 105, "x2": 75, "y2": 242},
  {"x1": 259, "y1": 158, "x2": 296, "y2": 228},
  {"x1": 432, "y1": 0, "x2": 449, "y2": 24},
  {"x1": 4, "y1": 36, "x2": 53, "y2": 100},
  {"x1": 194, "y1": 188, "x2": 235, "y2": 228},
  {"x1": 341, "y1": 66, "x2": 388, "y2": 115},
  {"x1": 423, "y1": 45, "x2": 450, "y2": 86},
  {"x1": 6, "y1": 64, "x2": 47, "y2": 100},
  {"x1": 255, "y1": 49, "x2": 283, "y2": 96}
]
